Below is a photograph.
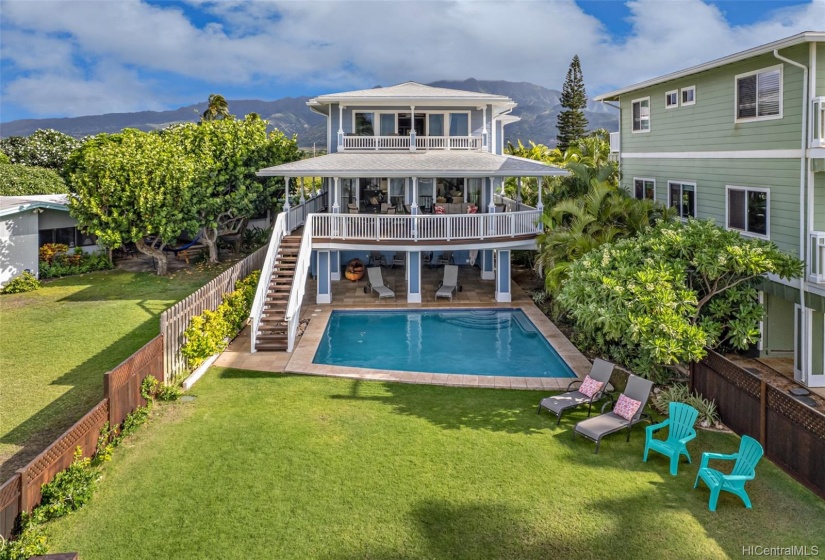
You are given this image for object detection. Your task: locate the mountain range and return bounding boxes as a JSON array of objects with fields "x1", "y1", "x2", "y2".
[{"x1": 0, "y1": 79, "x2": 618, "y2": 148}]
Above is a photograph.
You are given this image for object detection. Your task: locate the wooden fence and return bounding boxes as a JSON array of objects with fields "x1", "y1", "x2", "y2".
[
  {"x1": 0, "y1": 336, "x2": 164, "y2": 540},
  {"x1": 691, "y1": 350, "x2": 825, "y2": 499},
  {"x1": 160, "y1": 245, "x2": 268, "y2": 383}
]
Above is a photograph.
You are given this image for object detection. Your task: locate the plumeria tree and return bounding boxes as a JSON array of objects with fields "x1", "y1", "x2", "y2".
[
  {"x1": 557, "y1": 219, "x2": 803, "y2": 381},
  {"x1": 0, "y1": 129, "x2": 85, "y2": 172},
  {"x1": 67, "y1": 130, "x2": 200, "y2": 275}
]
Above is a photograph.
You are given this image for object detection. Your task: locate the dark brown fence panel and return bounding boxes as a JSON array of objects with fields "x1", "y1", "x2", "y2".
[
  {"x1": 765, "y1": 387, "x2": 825, "y2": 498},
  {"x1": 20, "y1": 400, "x2": 109, "y2": 512},
  {"x1": 0, "y1": 474, "x2": 21, "y2": 540},
  {"x1": 692, "y1": 350, "x2": 825, "y2": 500},
  {"x1": 105, "y1": 335, "x2": 164, "y2": 428},
  {"x1": 692, "y1": 354, "x2": 760, "y2": 439}
]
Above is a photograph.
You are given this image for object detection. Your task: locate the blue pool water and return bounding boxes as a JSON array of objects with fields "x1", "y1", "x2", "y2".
[{"x1": 313, "y1": 309, "x2": 576, "y2": 378}]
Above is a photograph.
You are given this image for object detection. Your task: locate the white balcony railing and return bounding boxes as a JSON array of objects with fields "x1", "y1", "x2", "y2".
[
  {"x1": 609, "y1": 132, "x2": 620, "y2": 153},
  {"x1": 494, "y1": 193, "x2": 535, "y2": 212},
  {"x1": 813, "y1": 97, "x2": 825, "y2": 149},
  {"x1": 341, "y1": 135, "x2": 482, "y2": 151},
  {"x1": 810, "y1": 231, "x2": 825, "y2": 284},
  {"x1": 311, "y1": 210, "x2": 542, "y2": 242}
]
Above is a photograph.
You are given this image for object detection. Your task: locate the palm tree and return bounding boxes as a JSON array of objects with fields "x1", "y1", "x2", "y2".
[{"x1": 201, "y1": 94, "x2": 230, "y2": 121}]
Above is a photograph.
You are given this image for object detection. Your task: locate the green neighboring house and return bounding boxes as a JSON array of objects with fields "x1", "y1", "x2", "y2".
[{"x1": 595, "y1": 31, "x2": 825, "y2": 388}]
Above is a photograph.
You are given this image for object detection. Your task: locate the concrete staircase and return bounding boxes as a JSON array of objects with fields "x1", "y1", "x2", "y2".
[{"x1": 254, "y1": 235, "x2": 302, "y2": 351}]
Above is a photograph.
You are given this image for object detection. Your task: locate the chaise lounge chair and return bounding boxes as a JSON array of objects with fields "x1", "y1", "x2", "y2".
[
  {"x1": 537, "y1": 358, "x2": 615, "y2": 425},
  {"x1": 367, "y1": 267, "x2": 395, "y2": 299},
  {"x1": 573, "y1": 374, "x2": 654, "y2": 453},
  {"x1": 435, "y1": 265, "x2": 460, "y2": 300}
]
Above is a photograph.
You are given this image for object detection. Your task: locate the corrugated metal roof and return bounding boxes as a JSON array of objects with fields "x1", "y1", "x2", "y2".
[
  {"x1": 0, "y1": 194, "x2": 69, "y2": 218},
  {"x1": 257, "y1": 151, "x2": 567, "y2": 178}
]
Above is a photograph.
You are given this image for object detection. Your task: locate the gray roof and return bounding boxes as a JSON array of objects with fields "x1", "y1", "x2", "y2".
[
  {"x1": 0, "y1": 194, "x2": 69, "y2": 218},
  {"x1": 312, "y1": 81, "x2": 513, "y2": 104},
  {"x1": 257, "y1": 151, "x2": 568, "y2": 178},
  {"x1": 595, "y1": 31, "x2": 825, "y2": 101}
]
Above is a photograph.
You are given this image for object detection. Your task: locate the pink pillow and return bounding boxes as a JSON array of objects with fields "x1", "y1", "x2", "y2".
[
  {"x1": 434, "y1": 205, "x2": 445, "y2": 214},
  {"x1": 614, "y1": 394, "x2": 642, "y2": 421},
  {"x1": 467, "y1": 205, "x2": 478, "y2": 214},
  {"x1": 578, "y1": 375, "x2": 604, "y2": 398}
]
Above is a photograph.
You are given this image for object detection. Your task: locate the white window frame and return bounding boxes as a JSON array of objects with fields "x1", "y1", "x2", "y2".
[
  {"x1": 665, "y1": 90, "x2": 679, "y2": 109},
  {"x1": 725, "y1": 185, "x2": 770, "y2": 239},
  {"x1": 667, "y1": 180, "x2": 697, "y2": 219},
  {"x1": 631, "y1": 97, "x2": 651, "y2": 133},
  {"x1": 632, "y1": 177, "x2": 656, "y2": 201},
  {"x1": 681, "y1": 86, "x2": 696, "y2": 106},
  {"x1": 352, "y1": 111, "x2": 377, "y2": 136},
  {"x1": 734, "y1": 64, "x2": 783, "y2": 123}
]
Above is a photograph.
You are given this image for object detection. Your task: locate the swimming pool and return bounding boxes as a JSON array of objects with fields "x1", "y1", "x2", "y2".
[{"x1": 312, "y1": 309, "x2": 576, "y2": 378}]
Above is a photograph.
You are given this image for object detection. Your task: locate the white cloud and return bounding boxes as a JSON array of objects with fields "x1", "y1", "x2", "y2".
[{"x1": 0, "y1": 0, "x2": 823, "y2": 117}]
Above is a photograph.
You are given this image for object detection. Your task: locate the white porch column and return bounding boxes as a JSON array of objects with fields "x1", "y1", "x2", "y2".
[
  {"x1": 410, "y1": 176, "x2": 419, "y2": 214},
  {"x1": 316, "y1": 250, "x2": 332, "y2": 304},
  {"x1": 283, "y1": 176, "x2": 291, "y2": 209},
  {"x1": 516, "y1": 177, "x2": 522, "y2": 211},
  {"x1": 536, "y1": 177, "x2": 544, "y2": 211},
  {"x1": 332, "y1": 177, "x2": 340, "y2": 213},
  {"x1": 337, "y1": 105, "x2": 345, "y2": 152},
  {"x1": 409, "y1": 105, "x2": 416, "y2": 152},
  {"x1": 482, "y1": 106, "x2": 489, "y2": 152},
  {"x1": 407, "y1": 251, "x2": 422, "y2": 303},
  {"x1": 299, "y1": 177, "x2": 306, "y2": 204},
  {"x1": 330, "y1": 250, "x2": 341, "y2": 282},
  {"x1": 487, "y1": 176, "x2": 495, "y2": 213},
  {"x1": 495, "y1": 249, "x2": 512, "y2": 303}
]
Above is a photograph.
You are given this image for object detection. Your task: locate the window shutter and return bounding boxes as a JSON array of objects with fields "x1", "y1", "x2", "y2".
[
  {"x1": 737, "y1": 75, "x2": 757, "y2": 118},
  {"x1": 757, "y1": 70, "x2": 780, "y2": 117}
]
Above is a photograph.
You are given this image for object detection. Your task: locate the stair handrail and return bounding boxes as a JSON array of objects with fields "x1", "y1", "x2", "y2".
[
  {"x1": 250, "y1": 212, "x2": 288, "y2": 353},
  {"x1": 285, "y1": 214, "x2": 314, "y2": 352}
]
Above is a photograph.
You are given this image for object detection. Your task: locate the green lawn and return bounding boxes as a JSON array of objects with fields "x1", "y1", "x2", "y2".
[
  {"x1": 0, "y1": 266, "x2": 229, "y2": 480},
  {"x1": 46, "y1": 369, "x2": 825, "y2": 559}
]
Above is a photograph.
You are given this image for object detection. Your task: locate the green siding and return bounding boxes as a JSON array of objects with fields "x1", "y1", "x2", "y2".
[
  {"x1": 763, "y1": 293, "x2": 795, "y2": 355},
  {"x1": 817, "y1": 43, "x2": 825, "y2": 97},
  {"x1": 619, "y1": 45, "x2": 808, "y2": 153},
  {"x1": 815, "y1": 173, "x2": 825, "y2": 231},
  {"x1": 620, "y1": 158, "x2": 802, "y2": 255},
  {"x1": 813, "y1": 310, "x2": 824, "y2": 376}
]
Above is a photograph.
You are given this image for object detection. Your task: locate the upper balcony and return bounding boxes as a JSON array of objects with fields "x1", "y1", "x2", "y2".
[
  {"x1": 341, "y1": 134, "x2": 483, "y2": 152},
  {"x1": 813, "y1": 97, "x2": 825, "y2": 150}
]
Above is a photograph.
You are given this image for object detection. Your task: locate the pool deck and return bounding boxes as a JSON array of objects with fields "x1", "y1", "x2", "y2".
[{"x1": 215, "y1": 267, "x2": 592, "y2": 390}]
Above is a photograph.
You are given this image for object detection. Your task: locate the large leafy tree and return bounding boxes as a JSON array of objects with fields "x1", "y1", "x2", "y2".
[
  {"x1": 67, "y1": 130, "x2": 199, "y2": 275},
  {"x1": 558, "y1": 219, "x2": 803, "y2": 381},
  {"x1": 201, "y1": 94, "x2": 231, "y2": 121},
  {"x1": 556, "y1": 55, "x2": 589, "y2": 152},
  {"x1": 168, "y1": 116, "x2": 302, "y2": 263},
  {"x1": 0, "y1": 129, "x2": 85, "y2": 172}
]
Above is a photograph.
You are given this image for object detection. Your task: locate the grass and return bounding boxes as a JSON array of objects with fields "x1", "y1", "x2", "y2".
[
  {"x1": 46, "y1": 369, "x2": 825, "y2": 559},
  {"x1": 0, "y1": 266, "x2": 230, "y2": 480}
]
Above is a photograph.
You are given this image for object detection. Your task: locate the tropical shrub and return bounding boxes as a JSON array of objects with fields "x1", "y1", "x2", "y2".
[
  {"x1": 652, "y1": 383, "x2": 720, "y2": 428},
  {"x1": 1, "y1": 271, "x2": 41, "y2": 294},
  {"x1": 0, "y1": 164, "x2": 68, "y2": 196},
  {"x1": 558, "y1": 219, "x2": 802, "y2": 381},
  {"x1": 34, "y1": 448, "x2": 97, "y2": 523},
  {"x1": 39, "y1": 243, "x2": 72, "y2": 264},
  {"x1": 38, "y1": 248, "x2": 112, "y2": 278},
  {"x1": 181, "y1": 271, "x2": 260, "y2": 368},
  {"x1": 0, "y1": 153, "x2": 10, "y2": 164},
  {"x1": 0, "y1": 513, "x2": 48, "y2": 560}
]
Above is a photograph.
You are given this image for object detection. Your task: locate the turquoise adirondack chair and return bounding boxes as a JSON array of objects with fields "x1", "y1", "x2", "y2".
[
  {"x1": 643, "y1": 402, "x2": 699, "y2": 475},
  {"x1": 693, "y1": 435, "x2": 764, "y2": 511}
]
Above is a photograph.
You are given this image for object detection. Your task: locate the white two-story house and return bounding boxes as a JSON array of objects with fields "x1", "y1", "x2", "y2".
[
  {"x1": 252, "y1": 82, "x2": 566, "y2": 351},
  {"x1": 595, "y1": 32, "x2": 825, "y2": 388}
]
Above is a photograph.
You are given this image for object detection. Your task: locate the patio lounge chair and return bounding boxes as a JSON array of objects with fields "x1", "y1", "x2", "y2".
[
  {"x1": 537, "y1": 358, "x2": 615, "y2": 425},
  {"x1": 367, "y1": 267, "x2": 395, "y2": 299},
  {"x1": 573, "y1": 374, "x2": 654, "y2": 454},
  {"x1": 435, "y1": 265, "x2": 460, "y2": 300},
  {"x1": 391, "y1": 252, "x2": 405, "y2": 269},
  {"x1": 436, "y1": 251, "x2": 454, "y2": 266},
  {"x1": 694, "y1": 435, "x2": 764, "y2": 511},
  {"x1": 369, "y1": 251, "x2": 387, "y2": 267},
  {"x1": 643, "y1": 401, "x2": 699, "y2": 475}
]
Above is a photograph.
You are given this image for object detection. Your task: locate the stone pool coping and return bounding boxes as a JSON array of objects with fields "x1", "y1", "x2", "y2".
[{"x1": 284, "y1": 303, "x2": 592, "y2": 390}]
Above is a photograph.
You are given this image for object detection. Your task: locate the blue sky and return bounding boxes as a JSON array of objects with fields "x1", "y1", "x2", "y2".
[{"x1": 1, "y1": 0, "x2": 822, "y2": 123}]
